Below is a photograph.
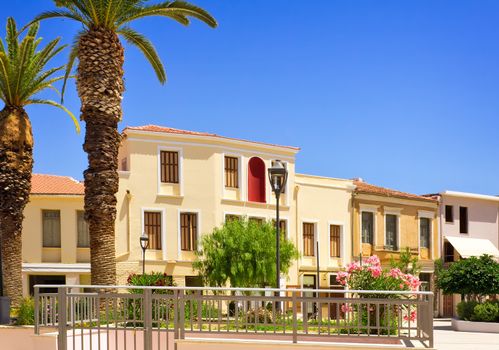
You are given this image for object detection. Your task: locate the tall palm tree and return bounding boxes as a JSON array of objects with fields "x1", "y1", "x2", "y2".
[
  {"x1": 30, "y1": 1, "x2": 217, "y2": 286},
  {"x1": 0, "y1": 18, "x2": 78, "y2": 305}
]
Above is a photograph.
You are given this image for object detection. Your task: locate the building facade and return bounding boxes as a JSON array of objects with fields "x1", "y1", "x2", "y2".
[
  {"x1": 431, "y1": 191, "x2": 499, "y2": 317},
  {"x1": 113, "y1": 125, "x2": 355, "y2": 289},
  {"x1": 21, "y1": 174, "x2": 90, "y2": 295},
  {"x1": 352, "y1": 179, "x2": 440, "y2": 292}
]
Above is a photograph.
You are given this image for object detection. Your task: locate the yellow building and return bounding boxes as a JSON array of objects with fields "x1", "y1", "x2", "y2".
[
  {"x1": 113, "y1": 125, "x2": 355, "y2": 289},
  {"x1": 20, "y1": 126, "x2": 440, "y2": 297},
  {"x1": 21, "y1": 174, "x2": 90, "y2": 295},
  {"x1": 352, "y1": 179, "x2": 439, "y2": 291}
]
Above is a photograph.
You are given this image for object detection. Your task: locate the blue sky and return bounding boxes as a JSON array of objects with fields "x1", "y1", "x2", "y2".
[{"x1": 3, "y1": 1, "x2": 499, "y2": 195}]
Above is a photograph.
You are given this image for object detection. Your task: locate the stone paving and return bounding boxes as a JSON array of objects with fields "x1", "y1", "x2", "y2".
[{"x1": 433, "y1": 319, "x2": 499, "y2": 350}]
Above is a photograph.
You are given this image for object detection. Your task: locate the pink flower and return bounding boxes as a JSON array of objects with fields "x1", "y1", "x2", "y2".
[
  {"x1": 341, "y1": 304, "x2": 353, "y2": 313},
  {"x1": 346, "y1": 261, "x2": 362, "y2": 273},
  {"x1": 388, "y1": 268, "x2": 403, "y2": 278},
  {"x1": 368, "y1": 265, "x2": 382, "y2": 278},
  {"x1": 399, "y1": 283, "x2": 405, "y2": 289},
  {"x1": 365, "y1": 255, "x2": 381, "y2": 267},
  {"x1": 404, "y1": 310, "x2": 417, "y2": 322},
  {"x1": 336, "y1": 271, "x2": 349, "y2": 285}
]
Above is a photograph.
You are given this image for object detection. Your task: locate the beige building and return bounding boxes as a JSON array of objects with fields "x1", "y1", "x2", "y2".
[
  {"x1": 113, "y1": 125, "x2": 355, "y2": 289},
  {"x1": 21, "y1": 174, "x2": 90, "y2": 295},
  {"x1": 352, "y1": 179, "x2": 440, "y2": 292}
]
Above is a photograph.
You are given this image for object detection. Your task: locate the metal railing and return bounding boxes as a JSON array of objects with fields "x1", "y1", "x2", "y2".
[{"x1": 34, "y1": 285, "x2": 433, "y2": 349}]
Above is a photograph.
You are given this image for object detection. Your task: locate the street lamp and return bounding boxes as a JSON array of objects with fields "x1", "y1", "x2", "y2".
[
  {"x1": 268, "y1": 160, "x2": 288, "y2": 294},
  {"x1": 140, "y1": 232, "x2": 150, "y2": 275}
]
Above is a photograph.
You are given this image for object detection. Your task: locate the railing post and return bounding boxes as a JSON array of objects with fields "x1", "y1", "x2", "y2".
[
  {"x1": 178, "y1": 289, "x2": 185, "y2": 340},
  {"x1": 428, "y1": 293, "x2": 434, "y2": 348},
  {"x1": 144, "y1": 289, "x2": 153, "y2": 350},
  {"x1": 173, "y1": 289, "x2": 179, "y2": 349},
  {"x1": 34, "y1": 287, "x2": 40, "y2": 335},
  {"x1": 57, "y1": 287, "x2": 67, "y2": 350},
  {"x1": 292, "y1": 291, "x2": 298, "y2": 343}
]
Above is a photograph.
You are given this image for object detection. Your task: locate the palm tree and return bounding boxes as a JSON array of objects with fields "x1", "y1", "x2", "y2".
[
  {"x1": 0, "y1": 18, "x2": 78, "y2": 305},
  {"x1": 30, "y1": 1, "x2": 217, "y2": 286}
]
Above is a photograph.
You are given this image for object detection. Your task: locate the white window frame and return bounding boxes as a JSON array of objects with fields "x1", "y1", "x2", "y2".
[
  {"x1": 384, "y1": 207, "x2": 402, "y2": 251},
  {"x1": 327, "y1": 221, "x2": 344, "y2": 260},
  {"x1": 300, "y1": 219, "x2": 319, "y2": 259},
  {"x1": 221, "y1": 152, "x2": 243, "y2": 197},
  {"x1": 418, "y1": 210, "x2": 435, "y2": 256},
  {"x1": 177, "y1": 209, "x2": 201, "y2": 258},
  {"x1": 141, "y1": 207, "x2": 167, "y2": 260},
  {"x1": 157, "y1": 146, "x2": 183, "y2": 196},
  {"x1": 359, "y1": 204, "x2": 378, "y2": 248}
]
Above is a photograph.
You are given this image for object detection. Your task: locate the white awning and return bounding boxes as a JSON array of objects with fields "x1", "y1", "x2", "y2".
[{"x1": 445, "y1": 236, "x2": 499, "y2": 258}]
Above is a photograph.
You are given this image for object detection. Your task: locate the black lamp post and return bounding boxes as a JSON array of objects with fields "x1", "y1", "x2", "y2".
[
  {"x1": 140, "y1": 232, "x2": 149, "y2": 275},
  {"x1": 268, "y1": 160, "x2": 288, "y2": 294}
]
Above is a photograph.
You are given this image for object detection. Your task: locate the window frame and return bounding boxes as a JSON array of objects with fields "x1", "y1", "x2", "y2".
[
  {"x1": 157, "y1": 146, "x2": 183, "y2": 196},
  {"x1": 302, "y1": 222, "x2": 316, "y2": 257},
  {"x1": 419, "y1": 217, "x2": 431, "y2": 249},
  {"x1": 141, "y1": 208, "x2": 167, "y2": 259},
  {"x1": 179, "y1": 211, "x2": 200, "y2": 252},
  {"x1": 224, "y1": 155, "x2": 240, "y2": 189},
  {"x1": 445, "y1": 205, "x2": 454, "y2": 223},
  {"x1": 459, "y1": 206, "x2": 469, "y2": 234},
  {"x1": 42, "y1": 209, "x2": 61, "y2": 248},
  {"x1": 76, "y1": 210, "x2": 90, "y2": 248},
  {"x1": 160, "y1": 150, "x2": 179, "y2": 184},
  {"x1": 143, "y1": 211, "x2": 163, "y2": 250},
  {"x1": 329, "y1": 224, "x2": 341, "y2": 258},
  {"x1": 360, "y1": 209, "x2": 376, "y2": 245},
  {"x1": 384, "y1": 212, "x2": 399, "y2": 251}
]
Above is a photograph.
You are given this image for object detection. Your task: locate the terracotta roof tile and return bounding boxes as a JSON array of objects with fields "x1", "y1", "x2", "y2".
[
  {"x1": 124, "y1": 125, "x2": 300, "y2": 151},
  {"x1": 354, "y1": 180, "x2": 436, "y2": 202},
  {"x1": 31, "y1": 174, "x2": 84, "y2": 195}
]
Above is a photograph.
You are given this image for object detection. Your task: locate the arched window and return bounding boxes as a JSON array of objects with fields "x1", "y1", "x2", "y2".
[{"x1": 248, "y1": 157, "x2": 266, "y2": 203}]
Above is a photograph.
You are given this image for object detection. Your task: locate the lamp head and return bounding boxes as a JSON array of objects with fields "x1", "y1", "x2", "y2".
[
  {"x1": 268, "y1": 159, "x2": 288, "y2": 194},
  {"x1": 140, "y1": 232, "x2": 149, "y2": 250}
]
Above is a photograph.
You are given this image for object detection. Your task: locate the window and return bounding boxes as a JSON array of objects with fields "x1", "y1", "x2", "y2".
[
  {"x1": 271, "y1": 219, "x2": 287, "y2": 239},
  {"x1": 249, "y1": 217, "x2": 264, "y2": 225},
  {"x1": 419, "y1": 273, "x2": 431, "y2": 292},
  {"x1": 181, "y1": 213, "x2": 198, "y2": 251},
  {"x1": 224, "y1": 156, "x2": 239, "y2": 188},
  {"x1": 385, "y1": 214, "x2": 398, "y2": 250},
  {"x1": 42, "y1": 210, "x2": 61, "y2": 247},
  {"x1": 459, "y1": 207, "x2": 468, "y2": 234},
  {"x1": 303, "y1": 223, "x2": 315, "y2": 256},
  {"x1": 248, "y1": 157, "x2": 266, "y2": 203},
  {"x1": 77, "y1": 211, "x2": 90, "y2": 248},
  {"x1": 330, "y1": 225, "x2": 341, "y2": 257},
  {"x1": 160, "y1": 151, "x2": 179, "y2": 183},
  {"x1": 225, "y1": 214, "x2": 241, "y2": 223},
  {"x1": 29, "y1": 275, "x2": 65, "y2": 295},
  {"x1": 444, "y1": 241, "x2": 455, "y2": 263},
  {"x1": 121, "y1": 157, "x2": 128, "y2": 171},
  {"x1": 144, "y1": 211, "x2": 162, "y2": 250},
  {"x1": 445, "y1": 205, "x2": 453, "y2": 223},
  {"x1": 420, "y1": 218, "x2": 431, "y2": 249},
  {"x1": 361, "y1": 211, "x2": 374, "y2": 244}
]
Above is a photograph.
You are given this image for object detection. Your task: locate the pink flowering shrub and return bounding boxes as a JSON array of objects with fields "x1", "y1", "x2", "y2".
[{"x1": 336, "y1": 255, "x2": 421, "y2": 294}]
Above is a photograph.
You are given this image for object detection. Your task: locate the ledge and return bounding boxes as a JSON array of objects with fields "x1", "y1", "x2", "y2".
[
  {"x1": 221, "y1": 198, "x2": 290, "y2": 210},
  {"x1": 451, "y1": 318, "x2": 499, "y2": 333}
]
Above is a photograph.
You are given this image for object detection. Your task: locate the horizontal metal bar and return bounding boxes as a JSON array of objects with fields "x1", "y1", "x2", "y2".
[{"x1": 33, "y1": 284, "x2": 433, "y2": 295}]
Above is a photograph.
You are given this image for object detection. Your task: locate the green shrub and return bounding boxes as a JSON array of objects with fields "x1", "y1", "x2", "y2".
[
  {"x1": 473, "y1": 302, "x2": 499, "y2": 322},
  {"x1": 456, "y1": 301, "x2": 479, "y2": 321},
  {"x1": 16, "y1": 297, "x2": 35, "y2": 325}
]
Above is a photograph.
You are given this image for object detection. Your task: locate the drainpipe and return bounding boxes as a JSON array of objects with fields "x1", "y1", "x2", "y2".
[{"x1": 295, "y1": 185, "x2": 301, "y2": 283}]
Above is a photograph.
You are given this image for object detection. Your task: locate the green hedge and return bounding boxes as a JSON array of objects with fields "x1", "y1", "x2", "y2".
[{"x1": 457, "y1": 300, "x2": 499, "y2": 322}]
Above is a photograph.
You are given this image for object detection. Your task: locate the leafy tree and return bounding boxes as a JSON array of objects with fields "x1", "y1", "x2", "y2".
[
  {"x1": 435, "y1": 255, "x2": 499, "y2": 302},
  {"x1": 29, "y1": 0, "x2": 217, "y2": 285},
  {"x1": 389, "y1": 247, "x2": 421, "y2": 275},
  {"x1": 193, "y1": 219, "x2": 299, "y2": 288},
  {"x1": 0, "y1": 18, "x2": 78, "y2": 305}
]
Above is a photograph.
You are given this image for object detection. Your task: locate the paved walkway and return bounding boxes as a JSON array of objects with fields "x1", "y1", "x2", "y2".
[{"x1": 433, "y1": 319, "x2": 499, "y2": 350}]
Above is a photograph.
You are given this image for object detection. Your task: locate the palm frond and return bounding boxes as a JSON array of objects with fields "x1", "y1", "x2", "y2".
[
  {"x1": 26, "y1": 98, "x2": 80, "y2": 133},
  {"x1": 118, "y1": 27, "x2": 166, "y2": 84},
  {"x1": 0, "y1": 17, "x2": 76, "y2": 129},
  {"x1": 25, "y1": 10, "x2": 89, "y2": 29}
]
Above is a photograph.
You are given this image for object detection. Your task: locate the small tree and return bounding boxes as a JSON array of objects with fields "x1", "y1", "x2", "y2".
[
  {"x1": 389, "y1": 247, "x2": 421, "y2": 275},
  {"x1": 193, "y1": 219, "x2": 299, "y2": 288},
  {"x1": 435, "y1": 255, "x2": 499, "y2": 302}
]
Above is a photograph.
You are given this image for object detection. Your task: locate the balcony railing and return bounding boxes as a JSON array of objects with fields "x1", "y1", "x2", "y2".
[{"x1": 34, "y1": 285, "x2": 434, "y2": 350}]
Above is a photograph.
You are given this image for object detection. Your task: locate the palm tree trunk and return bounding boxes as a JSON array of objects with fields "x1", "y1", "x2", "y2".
[
  {"x1": 77, "y1": 27, "x2": 124, "y2": 286},
  {"x1": 0, "y1": 106, "x2": 33, "y2": 305}
]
